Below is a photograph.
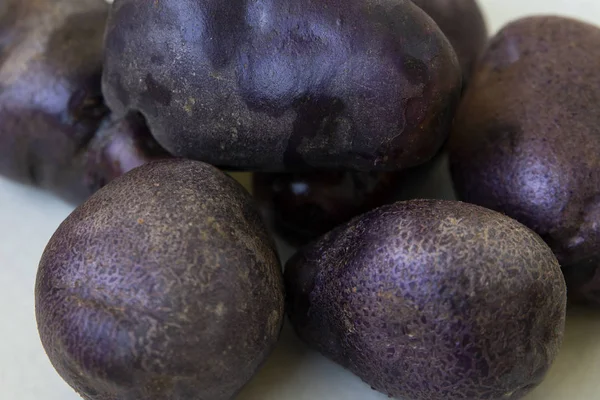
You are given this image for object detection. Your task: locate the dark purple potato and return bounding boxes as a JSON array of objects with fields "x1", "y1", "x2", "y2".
[
  {"x1": 35, "y1": 160, "x2": 285, "y2": 400},
  {"x1": 102, "y1": 0, "x2": 462, "y2": 171},
  {"x1": 411, "y1": 0, "x2": 488, "y2": 82},
  {"x1": 0, "y1": 0, "x2": 167, "y2": 204},
  {"x1": 448, "y1": 16, "x2": 600, "y2": 306},
  {"x1": 252, "y1": 171, "x2": 402, "y2": 246},
  {"x1": 252, "y1": 150, "x2": 456, "y2": 246},
  {"x1": 286, "y1": 199, "x2": 566, "y2": 400}
]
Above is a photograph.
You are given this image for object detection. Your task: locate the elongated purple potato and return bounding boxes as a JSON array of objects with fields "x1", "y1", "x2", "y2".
[
  {"x1": 36, "y1": 160, "x2": 285, "y2": 400},
  {"x1": 0, "y1": 0, "x2": 167, "y2": 203},
  {"x1": 449, "y1": 16, "x2": 600, "y2": 306},
  {"x1": 102, "y1": 0, "x2": 462, "y2": 171},
  {"x1": 286, "y1": 200, "x2": 566, "y2": 400}
]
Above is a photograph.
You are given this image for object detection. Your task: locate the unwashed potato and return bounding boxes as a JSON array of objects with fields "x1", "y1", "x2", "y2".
[
  {"x1": 35, "y1": 160, "x2": 285, "y2": 400},
  {"x1": 286, "y1": 199, "x2": 567, "y2": 400},
  {"x1": 449, "y1": 16, "x2": 600, "y2": 306},
  {"x1": 102, "y1": 0, "x2": 462, "y2": 171},
  {"x1": 0, "y1": 0, "x2": 167, "y2": 204}
]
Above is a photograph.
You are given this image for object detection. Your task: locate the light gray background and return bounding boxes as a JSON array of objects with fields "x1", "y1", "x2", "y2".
[{"x1": 2, "y1": 0, "x2": 600, "y2": 399}]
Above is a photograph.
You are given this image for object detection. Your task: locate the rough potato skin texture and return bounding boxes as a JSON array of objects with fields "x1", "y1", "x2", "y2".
[
  {"x1": 0, "y1": 0, "x2": 166, "y2": 203},
  {"x1": 102, "y1": 0, "x2": 461, "y2": 171},
  {"x1": 35, "y1": 160, "x2": 285, "y2": 400},
  {"x1": 448, "y1": 17, "x2": 600, "y2": 305},
  {"x1": 411, "y1": 0, "x2": 488, "y2": 82},
  {"x1": 286, "y1": 199, "x2": 566, "y2": 400}
]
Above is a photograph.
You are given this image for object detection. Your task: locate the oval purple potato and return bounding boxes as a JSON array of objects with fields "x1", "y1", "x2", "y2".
[
  {"x1": 35, "y1": 160, "x2": 285, "y2": 400},
  {"x1": 411, "y1": 0, "x2": 488, "y2": 81},
  {"x1": 448, "y1": 16, "x2": 600, "y2": 305},
  {"x1": 102, "y1": 0, "x2": 462, "y2": 171},
  {"x1": 286, "y1": 199, "x2": 566, "y2": 400},
  {"x1": 0, "y1": 0, "x2": 167, "y2": 203}
]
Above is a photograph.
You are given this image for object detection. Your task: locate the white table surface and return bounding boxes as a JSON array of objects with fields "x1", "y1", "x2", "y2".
[{"x1": 2, "y1": 1, "x2": 600, "y2": 399}]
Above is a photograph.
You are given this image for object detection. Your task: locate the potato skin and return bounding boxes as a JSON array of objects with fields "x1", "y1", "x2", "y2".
[
  {"x1": 102, "y1": 0, "x2": 461, "y2": 171},
  {"x1": 412, "y1": 0, "x2": 488, "y2": 82},
  {"x1": 286, "y1": 199, "x2": 566, "y2": 400},
  {"x1": 0, "y1": 0, "x2": 166, "y2": 203},
  {"x1": 35, "y1": 160, "x2": 285, "y2": 400},
  {"x1": 448, "y1": 17, "x2": 600, "y2": 305}
]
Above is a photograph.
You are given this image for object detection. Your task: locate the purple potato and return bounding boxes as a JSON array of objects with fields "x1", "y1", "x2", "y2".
[
  {"x1": 35, "y1": 160, "x2": 285, "y2": 400},
  {"x1": 448, "y1": 16, "x2": 600, "y2": 306},
  {"x1": 252, "y1": 150, "x2": 456, "y2": 246},
  {"x1": 286, "y1": 199, "x2": 566, "y2": 400},
  {"x1": 412, "y1": 0, "x2": 488, "y2": 82},
  {"x1": 252, "y1": 171, "x2": 403, "y2": 247},
  {"x1": 0, "y1": 0, "x2": 168, "y2": 203},
  {"x1": 102, "y1": 0, "x2": 461, "y2": 171}
]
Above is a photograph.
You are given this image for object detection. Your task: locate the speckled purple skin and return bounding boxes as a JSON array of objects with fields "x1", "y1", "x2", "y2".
[
  {"x1": 411, "y1": 0, "x2": 488, "y2": 83},
  {"x1": 448, "y1": 17, "x2": 600, "y2": 306},
  {"x1": 35, "y1": 160, "x2": 285, "y2": 400},
  {"x1": 102, "y1": 0, "x2": 461, "y2": 171},
  {"x1": 0, "y1": 0, "x2": 167, "y2": 204},
  {"x1": 286, "y1": 200, "x2": 566, "y2": 400}
]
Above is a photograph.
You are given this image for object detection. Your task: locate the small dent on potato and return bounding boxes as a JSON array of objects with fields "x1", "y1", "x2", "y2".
[{"x1": 183, "y1": 97, "x2": 195, "y2": 116}]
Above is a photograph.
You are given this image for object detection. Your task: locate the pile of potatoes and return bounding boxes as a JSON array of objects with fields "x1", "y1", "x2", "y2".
[{"x1": 2, "y1": 0, "x2": 598, "y2": 399}]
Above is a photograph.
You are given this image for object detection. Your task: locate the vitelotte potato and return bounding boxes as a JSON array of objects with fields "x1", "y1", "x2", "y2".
[
  {"x1": 102, "y1": 0, "x2": 461, "y2": 171},
  {"x1": 286, "y1": 199, "x2": 566, "y2": 400},
  {"x1": 35, "y1": 160, "x2": 285, "y2": 400},
  {"x1": 449, "y1": 16, "x2": 600, "y2": 305},
  {"x1": 0, "y1": 0, "x2": 167, "y2": 203}
]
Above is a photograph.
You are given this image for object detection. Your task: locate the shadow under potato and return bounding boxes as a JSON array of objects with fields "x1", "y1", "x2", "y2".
[
  {"x1": 235, "y1": 320, "x2": 389, "y2": 400},
  {"x1": 236, "y1": 307, "x2": 600, "y2": 400},
  {"x1": 524, "y1": 306, "x2": 600, "y2": 400}
]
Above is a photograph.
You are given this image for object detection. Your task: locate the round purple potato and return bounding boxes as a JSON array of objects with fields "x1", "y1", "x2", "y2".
[
  {"x1": 102, "y1": 0, "x2": 462, "y2": 171},
  {"x1": 35, "y1": 160, "x2": 285, "y2": 400},
  {"x1": 0, "y1": 0, "x2": 167, "y2": 204},
  {"x1": 448, "y1": 16, "x2": 600, "y2": 306},
  {"x1": 286, "y1": 199, "x2": 566, "y2": 400},
  {"x1": 252, "y1": 150, "x2": 456, "y2": 246},
  {"x1": 411, "y1": 0, "x2": 488, "y2": 82}
]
